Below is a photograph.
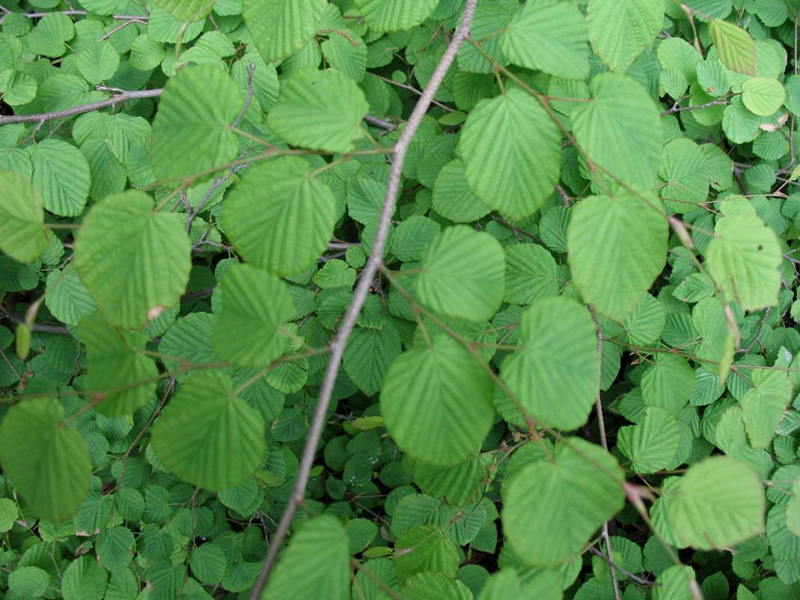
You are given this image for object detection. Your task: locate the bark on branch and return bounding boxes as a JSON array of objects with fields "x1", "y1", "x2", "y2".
[{"x1": 247, "y1": 1, "x2": 480, "y2": 597}]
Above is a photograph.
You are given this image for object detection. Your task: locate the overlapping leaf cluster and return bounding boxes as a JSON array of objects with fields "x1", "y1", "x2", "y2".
[{"x1": 1, "y1": 0, "x2": 800, "y2": 599}]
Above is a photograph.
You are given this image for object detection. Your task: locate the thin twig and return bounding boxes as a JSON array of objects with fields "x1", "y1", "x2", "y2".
[
  {"x1": 660, "y1": 99, "x2": 728, "y2": 117},
  {"x1": 0, "y1": 10, "x2": 149, "y2": 24},
  {"x1": 364, "y1": 114, "x2": 397, "y2": 131},
  {"x1": 247, "y1": 3, "x2": 479, "y2": 597},
  {"x1": 587, "y1": 547, "x2": 657, "y2": 587},
  {"x1": 0, "y1": 89, "x2": 163, "y2": 125},
  {"x1": 589, "y1": 305, "x2": 621, "y2": 600}
]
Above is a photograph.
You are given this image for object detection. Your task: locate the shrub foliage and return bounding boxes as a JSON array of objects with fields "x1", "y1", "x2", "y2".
[{"x1": 1, "y1": 0, "x2": 800, "y2": 598}]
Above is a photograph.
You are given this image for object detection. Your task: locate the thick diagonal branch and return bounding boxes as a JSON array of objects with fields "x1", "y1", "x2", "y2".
[{"x1": 247, "y1": 2, "x2": 479, "y2": 597}]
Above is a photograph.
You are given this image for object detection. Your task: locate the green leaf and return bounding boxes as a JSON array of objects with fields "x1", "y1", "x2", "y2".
[
  {"x1": 343, "y1": 324, "x2": 402, "y2": 396},
  {"x1": 222, "y1": 157, "x2": 337, "y2": 276},
  {"x1": 80, "y1": 312, "x2": 158, "y2": 417},
  {"x1": 190, "y1": 544, "x2": 227, "y2": 584},
  {"x1": 618, "y1": 407, "x2": 681, "y2": 474},
  {"x1": 663, "y1": 457, "x2": 765, "y2": 550},
  {"x1": 741, "y1": 77, "x2": 785, "y2": 116},
  {"x1": 45, "y1": 266, "x2": 97, "y2": 326},
  {"x1": 501, "y1": 0, "x2": 589, "y2": 80},
  {"x1": 150, "y1": 0, "x2": 213, "y2": 22},
  {"x1": 740, "y1": 369, "x2": 792, "y2": 450},
  {"x1": 587, "y1": 0, "x2": 663, "y2": 73},
  {"x1": 267, "y1": 69, "x2": 369, "y2": 154},
  {"x1": 572, "y1": 73, "x2": 663, "y2": 189},
  {"x1": 502, "y1": 438, "x2": 625, "y2": 565},
  {"x1": 150, "y1": 64, "x2": 243, "y2": 181},
  {"x1": 396, "y1": 525, "x2": 459, "y2": 584},
  {"x1": 503, "y1": 243, "x2": 560, "y2": 305},
  {"x1": 0, "y1": 497, "x2": 19, "y2": 532},
  {"x1": 500, "y1": 297, "x2": 599, "y2": 429},
  {"x1": 567, "y1": 190, "x2": 668, "y2": 321},
  {"x1": 381, "y1": 336, "x2": 494, "y2": 467},
  {"x1": 32, "y1": 139, "x2": 91, "y2": 217},
  {"x1": 404, "y1": 573, "x2": 472, "y2": 600},
  {"x1": 9, "y1": 566, "x2": 50, "y2": 597},
  {"x1": 62, "y1": 556, "x2": 108, "y2": 600},
  {"x1": 264, "y1": 516, "x2": 350, "y2": 600},
  {"x1": 152, "y1": 370, "x2": 266, "y2": 491},
  {"x1": 76, "y1": 40, "x2": 120, "y2": 84},
  {"x1": 641, "y1": 353, "x2": 695, "y2": 416},
  {"x1": 415, "y1": 226, "x2": 505, "y2": 322},
  {"x1": 354, "y1": 0, "x2": 439, "y2": 32},
  {"x1": 212, "y1": 263, "x2": 294, "y2": 368},
  {"x1": 0, "y1": 170, "x2": 48, "y2": 263},
  {"x1": 709, "y1": 19, "x2": 756, "y2": 75},
  {"x1": 459, "y1": 89, "x2": 562, "y2": 220},
  {"x1": 244, "y1": 0, "x2": 325, "y2": 63},
  {"x1": 706, "y1": 205, "x2": 782, "y2": 311},
  {"x1": 96, "y1": 527, "x2": 135, "y2": 574},
  {"x1": 432, "y1": 159, "x2": 491, "y2": 223},
  {"x1": 74, "y1": 191, "x2": 192, "y2": 329},
  {"x1": 658, "y1": 138, "x2": 710, "y2": 213},
  {"x1": 0, "y1": 397, "x2": 91, "y2": 522}
]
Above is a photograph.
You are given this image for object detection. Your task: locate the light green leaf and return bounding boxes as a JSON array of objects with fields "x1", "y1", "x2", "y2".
[
  {"x1": 501, "y1": 0, "x2": 589, "y2": 80},
  {"x1": 381, "y1": 336, "x2": 494, "y2": 467},
  {"x1": 0, "y1": 397, "x2": 91, "y2": 522},
  {"x1": 222, "y1": 157, "x2": 336, "y2": 276},
  {"x1": 658, "y1": 137, "x2": 710, "y2": 213},
  {"x1": 267, "y1": 69, "x2": 369, "y2": 154},
  {"x1": 501, "y1": 297, "x2": 599, "y2": 429},
  {"x1": 706, "y1": 206, "x2": 782, "y2": 311},
  {"x1": 567, "y1": 190, "x2": 668, "y2": 321},
  {"x1": 150, "y1": 64, "x2": 243, "y2": 181},
  {"x1": 709, "y1": 19, "x2": 756, "y2": 75},
  {"x1": 396, "y1": 525, "x2": 459, "y2": 584},
  {"x1": 32, "y1": 139, "x2": 91, "y2": 217},
  {"x1": 150, "y1": 0, "x2": 214, "y2": 22},
  {"x1": 244, "y1": 0, "x2": 325, "y2": 63},
  {"x1": 572, "y1": 73, "x2": 663, "y2": 189},
  {"x1": 264, "y1": 516, "x2": 350, "y2": 600},
  {"x1": 740, "y1": 369, "x2": 792, "y2": 449},
  {"x1": 152, "y1": 370, "x2": 266, "y2": 491},
  {"x1": 76, "y1": 41, "x2": 120, "y2": 84},
  {"x1": 741, "y1": 77, "x2": 785, "y2": 116},
  {"x1": 74, "y1": 191, "x2": 192, "y2": 329},
  {"x1": 460, "y1": 89, "x2": 562, "y2": 220},
  {"x1": 415, "y1": 226, "x2": 505, "y2": 321},
  {"x1": 0, "y1": 170, "x2": 48, "y2": 263},
  {"x1": 80, "y1": 312, "x2": 158, "y2": 417},
  {"x1": 503, "y1": 243, "x2": 560, "y2": 305},
  {"x1": 0, "y1": 497, "x2": 19, "y2": 532},
  {"x1": 354, "y1": 0, "x2": 439, "y2": 32},
  {"x1": 212, "y1": 263, "x2": 294, "y2": 368},
  {"x1": 502, "y1": 438, "x2": 625, "y2": 565},
  {"x1": 403, "y1": 572, "x2": 471, "y2": 599},
  {"x1": 45, "y1": 266, "x2": 96, "y2": 326},
  {"x1": 587, "y1": 0, "x2": 664, "y2": 73},
  {"x1": 641, "y1": 353, "x2": 694, "y2": 416},
  {"x1": 618, "y1": 407, "x2": 681, "y2": 474},
  {"x1": 432, "y1": 159, "x2": 491, "y2": 223},
  {"x1": 663, "y1": 457, "x2": 765, "y2": 550},
  {"x1": 623, "y1": 293, "x2": 665, "y2": 346}
]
